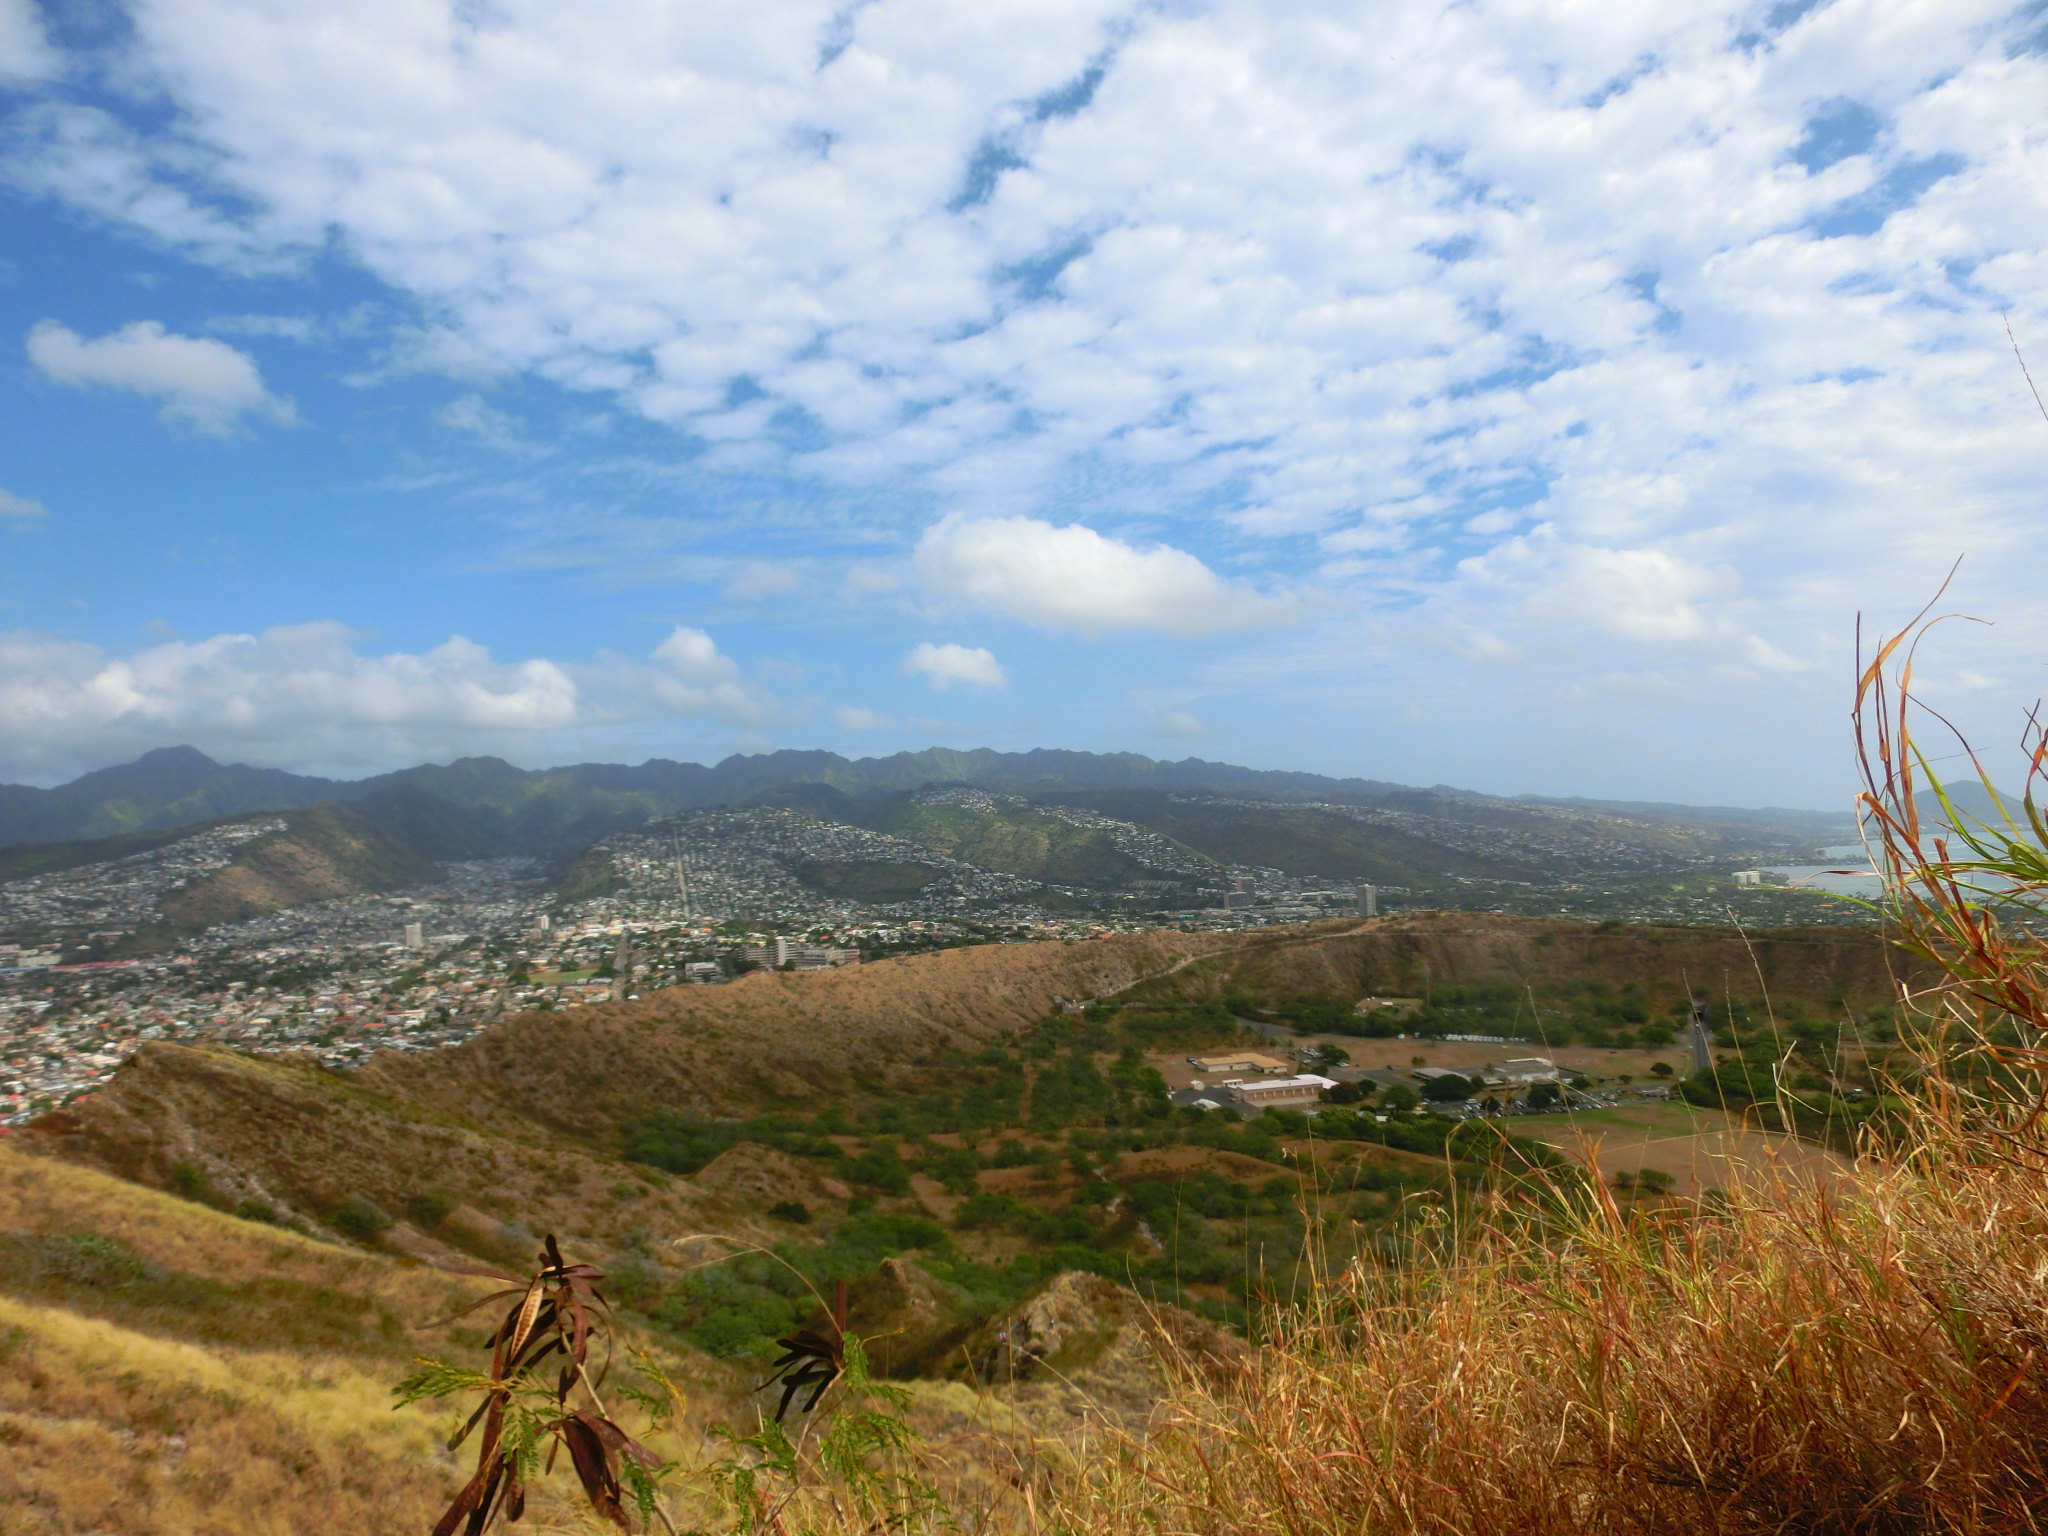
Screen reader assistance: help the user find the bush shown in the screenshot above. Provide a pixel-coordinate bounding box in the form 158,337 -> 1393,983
233,1198 -> 278,1225
327,1193 -> 394,1242
768,1200 -> 811,1224
406,1191 -> 457,1228
167,1160 -> 228,1210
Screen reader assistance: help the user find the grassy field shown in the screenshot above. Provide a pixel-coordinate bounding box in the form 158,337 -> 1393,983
1508,1099 -> 1845,1197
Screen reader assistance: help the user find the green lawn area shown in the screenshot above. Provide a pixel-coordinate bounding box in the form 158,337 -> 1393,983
530,968 -> 598,985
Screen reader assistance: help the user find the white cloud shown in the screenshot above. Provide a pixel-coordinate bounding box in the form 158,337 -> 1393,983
915,514 -> 1294,635
902,641 -> 1005,690
835,704 -> 891,730
1158,711 -> 1205,738
0,621 -> 773,779
0,0 -> 57,83
727,562 -> 802,601
25,320 -> 294,434
438,392 -> 523,445
0,486 -> 46,519
1539,545 -> 1736,646
11,1 -> 2048,799
638,622 -> 770,724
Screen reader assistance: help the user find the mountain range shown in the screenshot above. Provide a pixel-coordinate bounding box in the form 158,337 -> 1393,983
0,744 -> 1857,853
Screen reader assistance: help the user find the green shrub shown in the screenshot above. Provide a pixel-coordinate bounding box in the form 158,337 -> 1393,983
406,1191 -> 458,1228
327,1193 -> 394,1242
167,1160 -> 229,1210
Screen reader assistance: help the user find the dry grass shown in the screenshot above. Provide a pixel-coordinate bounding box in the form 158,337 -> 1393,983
1048,1148 -> 2048,1535
0,1291 -> 463,1534
16,1043 -> 750,1255
1507,1100 -> 1845,1198
1015,610 -> 2048,1536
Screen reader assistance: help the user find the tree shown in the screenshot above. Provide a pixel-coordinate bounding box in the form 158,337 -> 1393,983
1526,1081 -> 1563,1111
1380,1084 -> 1422,1113
1422,1073 -> 1475,1102
1650,1061 -> 1674,1078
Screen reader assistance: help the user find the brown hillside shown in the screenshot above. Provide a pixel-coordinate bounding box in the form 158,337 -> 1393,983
367,914 -> 1910,1141
20,916 -> 1913,1261
153,802 -> 437,932
1125,911 -> 1919,1011
18,1042 -> 745,1255
359,923 -> 1253,1137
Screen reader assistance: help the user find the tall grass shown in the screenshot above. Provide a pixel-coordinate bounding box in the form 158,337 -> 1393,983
1028,610 -> 2048,1536
387,606 -> 2048,1535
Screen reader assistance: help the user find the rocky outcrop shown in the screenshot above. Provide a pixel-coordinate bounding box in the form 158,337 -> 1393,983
961,1271 -> 1246,1407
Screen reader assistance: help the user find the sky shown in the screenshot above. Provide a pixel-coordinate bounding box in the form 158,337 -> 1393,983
3,0 -> 2048,807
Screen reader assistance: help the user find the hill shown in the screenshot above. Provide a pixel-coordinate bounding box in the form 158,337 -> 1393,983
2,906 -> 1976,1532
0,746 -> 342,845
0,743 -> 1857,854
26,914 -> 1913,1196
0,801 -> 446,952
147,803 -> 440,933
864,787 -> 1204,888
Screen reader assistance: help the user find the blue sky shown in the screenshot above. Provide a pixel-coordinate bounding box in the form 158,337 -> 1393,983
4,0 -> 2048,806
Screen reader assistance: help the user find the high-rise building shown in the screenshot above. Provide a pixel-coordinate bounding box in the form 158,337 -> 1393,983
1232,877 -> 1255,894
1356,884 -> 1379,917
403,921 -> 424,949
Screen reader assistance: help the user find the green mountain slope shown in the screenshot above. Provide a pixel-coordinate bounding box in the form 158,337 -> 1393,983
2,745 -> 1857,856
869,795 -> 1163,887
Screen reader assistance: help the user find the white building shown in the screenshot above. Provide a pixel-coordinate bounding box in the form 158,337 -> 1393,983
1226,1073 -> 1337,1108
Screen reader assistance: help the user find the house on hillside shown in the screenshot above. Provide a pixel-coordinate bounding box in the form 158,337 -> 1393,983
1192,1051 -> 1292,1075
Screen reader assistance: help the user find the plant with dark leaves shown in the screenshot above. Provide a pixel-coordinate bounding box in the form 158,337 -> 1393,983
395,1235 -> 668,1534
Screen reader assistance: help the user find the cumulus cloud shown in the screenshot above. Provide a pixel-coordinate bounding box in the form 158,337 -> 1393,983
10,1 -> 2048,797
916,515 -> 1294,635
26,320 -> 294,433
1158,711 -> 1206,738
0,486 -> 46,519
0,621 -> 772,779
835,705 -> 891,730
1441,530 -> 1812,678
902,641 -> 1006,690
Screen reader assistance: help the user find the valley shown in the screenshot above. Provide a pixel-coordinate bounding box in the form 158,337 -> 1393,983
0,846 -> 1946,1531
0,747 -> 1874,1124
0,746 -> 1923,1529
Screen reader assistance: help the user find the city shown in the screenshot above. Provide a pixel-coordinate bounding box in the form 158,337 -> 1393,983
0,786 -> 1868,1124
